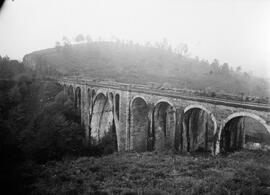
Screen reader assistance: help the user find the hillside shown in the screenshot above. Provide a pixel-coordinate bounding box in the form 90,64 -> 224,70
1,56 -> 270,194
31,151 -> 270,194
23,41 -> 270,98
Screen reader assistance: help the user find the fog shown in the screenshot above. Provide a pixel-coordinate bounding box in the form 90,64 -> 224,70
0,0 -> 269,78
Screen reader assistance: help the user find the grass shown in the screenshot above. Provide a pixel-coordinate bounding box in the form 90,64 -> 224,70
30,150 -> 270,195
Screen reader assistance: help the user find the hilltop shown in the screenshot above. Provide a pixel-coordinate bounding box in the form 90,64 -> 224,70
23,41 -> 270,98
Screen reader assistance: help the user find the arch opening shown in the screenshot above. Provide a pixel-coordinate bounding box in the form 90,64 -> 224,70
109,92 -> 114,100
86,88 -> 92,141
115,94 -> 120,120
92,89 -> 96,99
87,88 -> 92,107
90,93 -> 117,152
130,97 -> 149,152
67,86 -> 74,102
220,114 -> 270,153
63,84 -> 67,92
75,87 -> 81,111
153,101 -> 176,151
183,107 -> 215,153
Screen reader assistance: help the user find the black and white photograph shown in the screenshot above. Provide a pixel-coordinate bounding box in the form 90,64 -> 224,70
0,0 -> 270,194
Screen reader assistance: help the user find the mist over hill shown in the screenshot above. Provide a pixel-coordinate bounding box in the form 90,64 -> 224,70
23,40 -> 270,98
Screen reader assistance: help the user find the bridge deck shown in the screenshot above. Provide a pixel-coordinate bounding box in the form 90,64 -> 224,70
59,77 -> 270,112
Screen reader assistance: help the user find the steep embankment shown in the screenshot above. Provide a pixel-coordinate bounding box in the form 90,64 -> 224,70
23,42 -> 270,97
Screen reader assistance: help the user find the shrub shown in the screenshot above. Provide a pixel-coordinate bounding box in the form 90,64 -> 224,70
20,86 -> 85,163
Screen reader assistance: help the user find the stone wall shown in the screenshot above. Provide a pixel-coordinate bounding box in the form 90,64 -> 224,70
60,81 -> 270,154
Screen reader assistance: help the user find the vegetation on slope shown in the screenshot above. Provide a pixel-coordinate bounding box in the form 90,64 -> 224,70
0,57 -> 85,193
31,150 -> 270,195
0,56 -> 123,194
1,56 -> 270,194
23,39 -> 270,98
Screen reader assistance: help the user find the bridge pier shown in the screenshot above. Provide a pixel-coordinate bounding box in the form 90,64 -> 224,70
176,108 -> 185,152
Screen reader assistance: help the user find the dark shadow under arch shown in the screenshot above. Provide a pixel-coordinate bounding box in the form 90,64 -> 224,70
183,107 -> 215,153
153,101 -> 175,151
130,97 -> 149,152
115,94 -> 120,120
67,85 -> 74,101
220,113 -> 270,153
75,87 -> 81,110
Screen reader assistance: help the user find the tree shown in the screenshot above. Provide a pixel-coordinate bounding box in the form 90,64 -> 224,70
86,35 -> 92,43
62,36 -> 72,56
55,41 -> 61,51
175,43 -> 188,56
62,36 -> 71,46
210,59 -> 219,73
244,72 -> 250,78
161,38 -> 169,50
236,66 -> 242,72
75,34 -> 85,43
221,63 -> 230,74
144,41 -> 151,47
3,55 -> 10,61
200,59 -> 209,65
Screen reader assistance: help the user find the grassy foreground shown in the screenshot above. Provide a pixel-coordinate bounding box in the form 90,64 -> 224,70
30,150 -> 270,195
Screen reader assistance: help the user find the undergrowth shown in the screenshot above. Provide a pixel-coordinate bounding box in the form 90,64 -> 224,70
29,150 -> 270,195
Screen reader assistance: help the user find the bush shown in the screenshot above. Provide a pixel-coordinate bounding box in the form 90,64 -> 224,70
85,125 -> 118,157
21,90 -> 85,163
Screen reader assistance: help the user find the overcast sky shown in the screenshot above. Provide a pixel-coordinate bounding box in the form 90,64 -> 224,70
0,0 -> 269,78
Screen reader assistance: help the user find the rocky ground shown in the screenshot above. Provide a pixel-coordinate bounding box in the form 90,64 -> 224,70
29,150 -> 270,195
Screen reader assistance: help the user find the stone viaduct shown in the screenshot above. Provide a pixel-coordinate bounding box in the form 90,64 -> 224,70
58,77 -> 270,155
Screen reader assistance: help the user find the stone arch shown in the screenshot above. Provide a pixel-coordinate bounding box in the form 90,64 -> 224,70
63,84 -> 67,91
90,93 -> 117,151
91,89 -> 96,107
153,100 -> 176,151
109,92 -> 114,105
93,91 -> 106,105
183,104 -> 217,153
67,85 -> 74,101
87,87 -> 92,120
219,112 -> 270,153
115,93 -> 120,120
154,99 -> 174,108
87,88 -> 91,105
75,86 -> 81,110
131,95 -> 148,106
91,93 -> 107,141
184,104 -> 217,134
108,92 -> 115,120
130,96 -> 149,151
222,112 -> 270,133
92,89 -> 96,98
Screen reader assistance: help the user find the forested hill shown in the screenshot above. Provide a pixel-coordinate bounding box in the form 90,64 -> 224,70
23,41 -> 270,98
